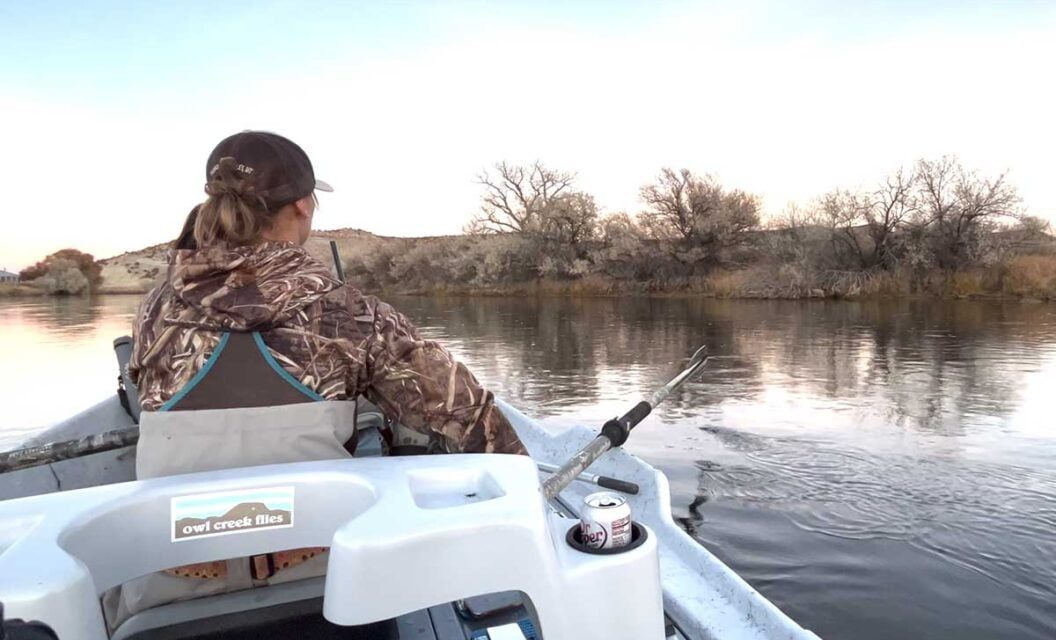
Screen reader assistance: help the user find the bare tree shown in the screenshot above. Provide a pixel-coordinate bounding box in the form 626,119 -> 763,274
466,161 -> 576,234
866,168 -> 917,269
763,203 -> 826,269
592,212 -> 651,279
639,168 -> 759,251
1015,215 -> 1052,237
818,189 -> 872,269
915,157 -> 1021,269
819,169 -> 917,271
538,192 -> 598,246
639,168 -> 699,241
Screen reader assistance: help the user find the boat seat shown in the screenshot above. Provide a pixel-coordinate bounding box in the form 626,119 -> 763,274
112,578 -> 328,640
110,581 -> 539,640
112,578 -> 394,640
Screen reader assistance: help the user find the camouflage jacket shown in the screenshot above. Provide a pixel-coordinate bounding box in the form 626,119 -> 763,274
129,242 -> 525,455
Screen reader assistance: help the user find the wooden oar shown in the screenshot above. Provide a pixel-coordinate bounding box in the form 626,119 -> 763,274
0,427 -> 139,473
541,346 -> 712,500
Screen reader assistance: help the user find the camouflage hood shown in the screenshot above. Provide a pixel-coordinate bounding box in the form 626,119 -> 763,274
168,242 -> 341,331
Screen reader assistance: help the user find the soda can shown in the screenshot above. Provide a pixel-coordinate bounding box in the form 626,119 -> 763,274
579,492 -> 632,550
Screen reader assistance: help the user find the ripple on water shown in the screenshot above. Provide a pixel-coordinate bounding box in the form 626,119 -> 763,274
695,424 -> 1056,603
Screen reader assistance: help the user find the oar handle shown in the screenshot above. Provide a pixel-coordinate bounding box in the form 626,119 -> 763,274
601,400 -> 652,447
536,461 -> 640,495
595,475 -> 640,495
542,400 -> 653,500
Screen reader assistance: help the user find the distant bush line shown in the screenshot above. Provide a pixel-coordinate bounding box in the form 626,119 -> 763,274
343,157 -> 1056,300
11,156 -> 1055,301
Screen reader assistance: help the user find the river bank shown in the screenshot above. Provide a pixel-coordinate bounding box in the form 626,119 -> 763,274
381,260 -> 1056,302
23,228 -> 1056,302
9,272 -> 1056,304
0,284 -> 48,297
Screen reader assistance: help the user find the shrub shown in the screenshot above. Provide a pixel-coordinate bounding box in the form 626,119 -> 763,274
20,249 -> 102,290
30,258 -> 91,295
999,255 -> 1056,299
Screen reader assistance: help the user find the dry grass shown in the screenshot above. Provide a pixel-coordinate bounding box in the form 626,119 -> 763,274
998,255 -> 1056,299
859,270 -> 912,297
0,283 -> 45,297
701,269 -> 753,297
948,269 -> 988,297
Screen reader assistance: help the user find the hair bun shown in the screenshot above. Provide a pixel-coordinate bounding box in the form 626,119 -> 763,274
204,157 -> 255,199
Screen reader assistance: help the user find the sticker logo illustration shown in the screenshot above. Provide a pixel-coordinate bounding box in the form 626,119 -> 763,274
171,486 -> 294,542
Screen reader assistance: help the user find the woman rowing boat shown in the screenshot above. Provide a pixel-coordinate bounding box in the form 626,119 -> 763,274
106,130 -> 525,628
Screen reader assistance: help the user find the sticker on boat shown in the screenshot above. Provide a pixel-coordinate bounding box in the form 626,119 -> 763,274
171,486 -> 295,542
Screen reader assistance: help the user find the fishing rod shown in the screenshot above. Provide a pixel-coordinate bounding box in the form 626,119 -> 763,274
329,240 -> 346,283
541,345 -> 712,500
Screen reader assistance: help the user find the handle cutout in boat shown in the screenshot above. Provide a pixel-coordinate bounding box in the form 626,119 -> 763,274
406,468 -> 505,509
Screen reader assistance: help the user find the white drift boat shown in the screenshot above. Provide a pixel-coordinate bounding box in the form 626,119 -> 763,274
0,370 -> 820,640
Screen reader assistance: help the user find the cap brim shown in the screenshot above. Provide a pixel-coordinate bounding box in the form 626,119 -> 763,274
315,179 -> 334,192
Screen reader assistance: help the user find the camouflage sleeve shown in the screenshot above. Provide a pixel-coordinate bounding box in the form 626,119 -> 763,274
128,282 -> 169,387
359,297 -> 527,455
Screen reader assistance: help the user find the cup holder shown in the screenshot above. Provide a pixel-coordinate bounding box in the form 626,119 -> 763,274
566,521 -> 648,555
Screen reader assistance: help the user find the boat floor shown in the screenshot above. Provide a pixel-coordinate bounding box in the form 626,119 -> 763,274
132,597 -> 399,639
125,598 -> 488,640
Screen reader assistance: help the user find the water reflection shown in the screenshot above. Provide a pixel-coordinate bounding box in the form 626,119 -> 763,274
397,297 -> 1056,442
2,294 -> 1055,639
392,295 -> 1056,640
0,295 -> 140,447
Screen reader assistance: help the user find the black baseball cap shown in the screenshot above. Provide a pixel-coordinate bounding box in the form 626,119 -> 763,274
206,131 -> 333,208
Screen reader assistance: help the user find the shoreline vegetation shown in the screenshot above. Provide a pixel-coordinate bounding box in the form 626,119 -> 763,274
6,236 -> 1056,303
6,156 -> 1056,303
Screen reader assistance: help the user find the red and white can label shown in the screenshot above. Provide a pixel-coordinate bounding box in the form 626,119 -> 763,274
580,491 -> 632,550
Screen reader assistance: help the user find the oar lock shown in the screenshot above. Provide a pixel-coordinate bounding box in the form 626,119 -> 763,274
600,418 -> 630,448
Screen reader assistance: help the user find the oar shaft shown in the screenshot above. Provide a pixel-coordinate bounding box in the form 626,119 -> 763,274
650,347 -> 710,407
541,346 -> 710,500
0,427 -> 140,473
542,435 -> 614,500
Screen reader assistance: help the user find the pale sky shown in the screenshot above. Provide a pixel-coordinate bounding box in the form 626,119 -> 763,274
2,1 -> 1054,271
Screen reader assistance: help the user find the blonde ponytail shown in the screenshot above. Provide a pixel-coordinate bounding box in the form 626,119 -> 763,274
194,157 -> 277,247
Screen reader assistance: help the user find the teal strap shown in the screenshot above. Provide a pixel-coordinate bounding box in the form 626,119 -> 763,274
251,332 -> 325,402
159,332 -> 231,412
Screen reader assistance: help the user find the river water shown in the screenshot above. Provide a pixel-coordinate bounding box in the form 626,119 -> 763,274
1,294 -> 1054,639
